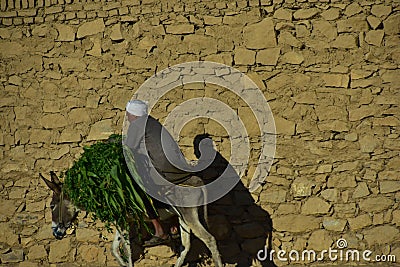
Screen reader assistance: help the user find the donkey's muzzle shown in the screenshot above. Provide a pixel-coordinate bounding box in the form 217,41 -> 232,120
52,226 -> 66,239
54,232 -> 64,239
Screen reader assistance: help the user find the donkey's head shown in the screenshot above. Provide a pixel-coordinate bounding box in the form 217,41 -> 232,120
40,171 -> 79,239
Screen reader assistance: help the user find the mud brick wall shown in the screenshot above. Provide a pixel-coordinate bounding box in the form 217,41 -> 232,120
0,0 -> 399,266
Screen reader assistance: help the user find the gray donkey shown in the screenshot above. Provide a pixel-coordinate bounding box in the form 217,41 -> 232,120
40,171 -> 222,267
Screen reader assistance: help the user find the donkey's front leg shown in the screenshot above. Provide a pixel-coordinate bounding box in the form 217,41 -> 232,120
175,218 -> 191,267
112,231 -> 126,266
121,231 -> 133,267
112,230 -> 133,267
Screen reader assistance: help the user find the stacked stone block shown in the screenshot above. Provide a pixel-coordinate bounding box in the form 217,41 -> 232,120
0,0 -> 399,266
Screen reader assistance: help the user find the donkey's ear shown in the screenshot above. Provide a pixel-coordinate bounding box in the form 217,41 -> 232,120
50,171 -> 61,185
40,173 -> 61,194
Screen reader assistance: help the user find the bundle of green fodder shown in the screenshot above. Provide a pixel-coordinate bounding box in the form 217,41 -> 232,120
63,134 -> 152,233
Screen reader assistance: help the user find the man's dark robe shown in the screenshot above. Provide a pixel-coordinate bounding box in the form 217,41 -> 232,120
125,115 -> 193,185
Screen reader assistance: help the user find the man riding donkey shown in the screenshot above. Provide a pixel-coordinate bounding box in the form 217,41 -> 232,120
41,98 -> 222,266
125,99 -> 200,247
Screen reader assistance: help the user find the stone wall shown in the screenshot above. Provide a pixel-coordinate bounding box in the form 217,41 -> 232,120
1,0 -> 399,266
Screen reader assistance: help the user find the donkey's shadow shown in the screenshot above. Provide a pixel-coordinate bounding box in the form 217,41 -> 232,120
132,134 -> 275,267
183,134 -> 275,267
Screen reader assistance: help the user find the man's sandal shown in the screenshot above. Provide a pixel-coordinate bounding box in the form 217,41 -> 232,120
143,236 -> 169,247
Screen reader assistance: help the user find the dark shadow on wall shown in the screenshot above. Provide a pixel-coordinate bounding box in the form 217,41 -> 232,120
183,134 -> 276,267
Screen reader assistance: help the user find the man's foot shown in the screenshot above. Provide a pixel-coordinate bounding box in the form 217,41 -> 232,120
143,235 -> 169,247
170,226 -> 180,239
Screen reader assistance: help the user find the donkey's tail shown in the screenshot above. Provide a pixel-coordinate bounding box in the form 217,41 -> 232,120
202,186 -> 209,228
203,204 -> 209,229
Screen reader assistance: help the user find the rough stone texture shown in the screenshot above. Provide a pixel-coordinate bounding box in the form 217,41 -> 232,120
0,200 -> 18,222
393,210 -> 400,227
344,3 -> 362,17
367,15 -> 381,30
291,91 -> 316,105
322,73 -> 349,88
48,238 -> 72,263
301,197 -> 331,215
327,174 -> 357,188
348,214 -> 372,230
365,30 -> 384,46
124,55 -> 148,69
0,223 -> 19,245
165,24 -> 194,34
27,245 -> 47,260
87,119 -> 114,141
77,18 -> 105,38
274,215 -> 319,233
307,230 -> 333,251
234,47 -> 255,65
321,8 -> 340,21
243,18 -> 276,49
0,0 -> 399,266
75,228 -> 100,242
259,188 -> 286,204
349,106 -> 376,121
39,114 -> 68,129
0,249 -> 24,263
383,14 -> 400,35
371,5 -> 392,18
293,8 -> 319,20
359,196 -> 393,212
291,177 -> 315,197
256,48 -> 280,66
320,189 -> 338,202
359,135 -> 378,153
331,34 -> 358,49
274,117 -> 295,135
146,245 -> 175,258
380,180 -> 400,193
337,16 -> 369,33
353,182 -> 370,198
281,51 -> 304,65
274,8 -> 292,21
322,218 -> 347,232
363,225 -> 399,245
110,23 -> 123,41
55,24 -> 75,41
59,128 -> 81,143
77,245 -> 106,264
313,20 -> 337,41
278,31 -> 303,48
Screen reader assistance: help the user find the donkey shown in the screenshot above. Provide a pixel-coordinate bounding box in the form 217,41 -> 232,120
40,171 -> 222,267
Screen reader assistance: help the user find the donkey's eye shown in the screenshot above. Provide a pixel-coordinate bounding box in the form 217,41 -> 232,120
50,204 -> 56,210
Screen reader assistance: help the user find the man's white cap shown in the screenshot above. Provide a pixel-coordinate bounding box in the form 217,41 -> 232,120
126,100 -> 148,116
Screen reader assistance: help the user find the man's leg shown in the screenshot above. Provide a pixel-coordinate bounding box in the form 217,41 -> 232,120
142,197 -> 166,237
151,218 -> 167,239
142,197 -> 169,246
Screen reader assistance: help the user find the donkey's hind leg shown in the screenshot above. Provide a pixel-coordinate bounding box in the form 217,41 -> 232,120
182,208 -> 222,267
174,218 -> 191,267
